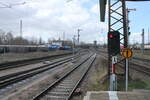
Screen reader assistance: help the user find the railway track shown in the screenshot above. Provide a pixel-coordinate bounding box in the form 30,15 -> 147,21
0,53 -> 72,70
123,62 -> 150,76
32,54 -> 96,100
132,57 -> 150,62
97,51 -> 150,76
0,54 -> 82,89
97,49 -> 150,63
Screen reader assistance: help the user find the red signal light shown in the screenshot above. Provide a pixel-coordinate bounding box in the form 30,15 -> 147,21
109,34 -> 113,38
108,31 -> 120,55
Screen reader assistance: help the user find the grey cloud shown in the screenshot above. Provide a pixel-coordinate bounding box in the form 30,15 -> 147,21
0,0 -> 107,43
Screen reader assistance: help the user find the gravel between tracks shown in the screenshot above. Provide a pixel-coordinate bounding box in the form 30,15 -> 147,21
71,53 -> 108,100
1,62 -> 73,100
1,54 -> 88,100
0,50 -> 71,63
0,55 -> 71,77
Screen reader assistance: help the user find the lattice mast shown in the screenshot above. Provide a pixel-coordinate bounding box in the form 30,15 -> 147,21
108,0 -> 128,77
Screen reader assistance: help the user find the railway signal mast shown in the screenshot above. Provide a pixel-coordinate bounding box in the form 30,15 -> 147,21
99,0 -> 150,91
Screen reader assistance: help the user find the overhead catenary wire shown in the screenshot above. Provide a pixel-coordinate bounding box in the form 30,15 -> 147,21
0,1 -> 26,8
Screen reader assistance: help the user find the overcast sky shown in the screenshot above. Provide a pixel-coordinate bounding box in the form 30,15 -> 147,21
0,0 -> 150,44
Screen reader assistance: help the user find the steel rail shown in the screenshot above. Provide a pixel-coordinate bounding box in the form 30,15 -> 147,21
32,54 -> 96,100
0,56 -> 72,81
121,62 -> 150,76
67,54 -> 96,100
132,57 -> 150,62
98,52 -> 150,76
0,53 -> 72,70
96,49 -> 150,63
0,54 -> 81,89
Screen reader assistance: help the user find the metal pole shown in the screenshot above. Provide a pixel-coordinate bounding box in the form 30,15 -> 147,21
125,58 -> 128,91
148,28 -> 150,44
126,8 -> 136,46
125,8 -> 136,91
63,32 -> 65,41
72,38 -> 74,61
122,1 -> 130,91
122,1 -> 129,88
141,29 -> 144,54
126,8 -> 129,40
122,0 -> 128,48
108,0 -> 111,87
77,29 -> 80,45
20,20 -> 22,38
110,56 -> 117,91
72,35 -> 75,61
77,29 -> 82,45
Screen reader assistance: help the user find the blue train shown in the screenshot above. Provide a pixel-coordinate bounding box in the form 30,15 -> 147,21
48,45 -> 60,50
59,46 -> 72,50
48,45 -> 72,51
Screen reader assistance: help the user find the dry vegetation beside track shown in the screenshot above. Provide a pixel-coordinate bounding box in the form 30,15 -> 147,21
133,50 -> 150,59
71,54 -> 108,100
2,62 -> 74,100
84,55 -> 108,91
0,50 -> 71,63
114,59 -> 150,91
123,66 -> 150,91
1,54 -> 83,100
99,47 -> 150,59
96,48 -> 150,91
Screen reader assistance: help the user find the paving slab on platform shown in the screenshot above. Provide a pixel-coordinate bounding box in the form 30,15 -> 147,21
83,91 -> 150,100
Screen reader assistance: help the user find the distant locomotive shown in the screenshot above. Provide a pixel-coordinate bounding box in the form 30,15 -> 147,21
48,45 -> 60,51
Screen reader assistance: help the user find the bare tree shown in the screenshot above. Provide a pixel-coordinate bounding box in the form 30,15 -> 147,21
0,30 -> 48,45
38,37 -> 45,45
48,38 -> 52,44
29,37 -> 38,45
39,37 -> 42,45
0,30 -> 6,44
5,31 -> 13,45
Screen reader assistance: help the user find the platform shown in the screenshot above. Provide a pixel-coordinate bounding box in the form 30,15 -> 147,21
83,90 -> 150,100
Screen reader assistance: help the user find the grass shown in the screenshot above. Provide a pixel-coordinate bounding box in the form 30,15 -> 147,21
87,57 -> 109,91
128,81 -> 147,90
88,73 -> 150,91
129,80 -> 150,90
133,50 -> 150,59
117,76 -> 150,91
87,72 -> 108,91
